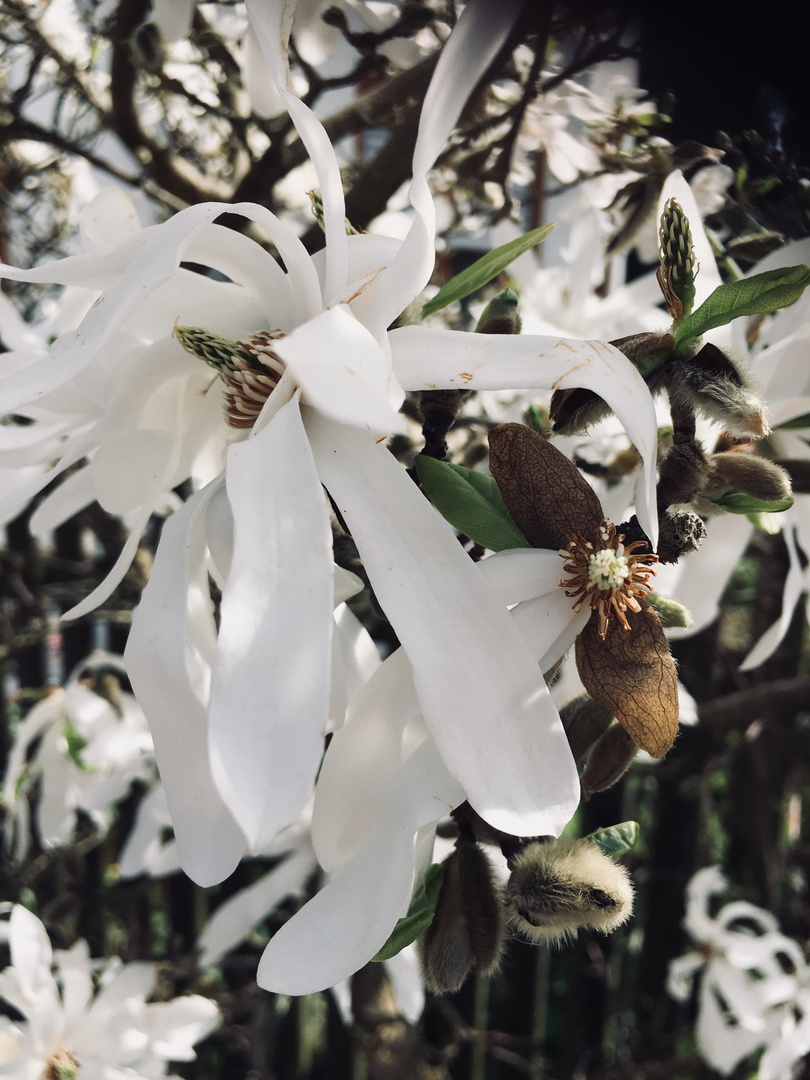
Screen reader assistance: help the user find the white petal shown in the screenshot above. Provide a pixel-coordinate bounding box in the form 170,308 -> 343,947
125,482 -> 247,886
312,647 -> 419,871
741,523 -> 805,670
198,843 -> 318,967
390,326 -> 659,548
272,305 -> 404,431
696,974 -> 767,1073
478,548 -> 566,605
665,514 -> 754,640
245,0 -> 348,305
307,413 -> 580,838
356,0 -> 526,336
257,737 -> 463,994
208,395 -> 334,853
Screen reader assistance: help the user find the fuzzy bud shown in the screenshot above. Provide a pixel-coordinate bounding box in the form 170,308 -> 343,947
505,839 -> 634,946
643,592 -> 694,629
707,452 -> 793,504
475,288 -> 522,335
419,839 -> 506,994
668,342 -> 769,438
559,695 -> 614,762
581,723 -> 639,797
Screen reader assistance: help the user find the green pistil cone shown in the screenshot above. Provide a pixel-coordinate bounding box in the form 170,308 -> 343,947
174,325 -> 262,374
657,198 -> 698,320
307,189 -> 359,235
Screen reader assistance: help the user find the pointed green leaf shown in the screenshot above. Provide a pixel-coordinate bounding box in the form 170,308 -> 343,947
713,491 -> 794,515
421,225 -> 554,319
775,411 -> 810,431
372,863 -> 445,961
415,455 -> 531,551
587,821 -> 639,860
674,265 -> 810,352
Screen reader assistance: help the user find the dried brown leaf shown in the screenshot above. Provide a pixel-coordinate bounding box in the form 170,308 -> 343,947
488,424 -> 602,550
575,607 -> 679,758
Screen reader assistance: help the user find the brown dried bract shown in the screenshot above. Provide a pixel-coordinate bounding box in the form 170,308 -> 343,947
488,424 -> 602,549
575,607 -> 679,758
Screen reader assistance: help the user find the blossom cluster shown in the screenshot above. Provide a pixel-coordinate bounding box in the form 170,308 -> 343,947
668,868 -> 810,1080
0,0 -> 808,1042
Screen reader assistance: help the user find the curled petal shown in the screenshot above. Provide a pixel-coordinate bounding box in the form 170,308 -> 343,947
257,737 -> 463,995
307,413 -> 580,838
125,482 -> 247,887
208,395 -> 333,854
391,327 -> 659,548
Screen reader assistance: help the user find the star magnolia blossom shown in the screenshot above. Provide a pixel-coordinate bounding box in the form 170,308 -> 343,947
667,867 -> 809,1077
0,905 -> 220,1079
2,653 -> 154,863
0,0 -> 661,888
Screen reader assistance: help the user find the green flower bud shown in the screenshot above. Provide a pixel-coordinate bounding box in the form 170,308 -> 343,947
657,197 -> 698,320
643,592 -> 694,630
475,288 -> 522,335
307,190 -> 360,235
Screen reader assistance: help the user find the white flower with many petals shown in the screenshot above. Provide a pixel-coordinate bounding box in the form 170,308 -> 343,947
2,653 -> 154,863
0,905 -> 220,1079
667,867 -> 808,1076
0,0 -> 661,891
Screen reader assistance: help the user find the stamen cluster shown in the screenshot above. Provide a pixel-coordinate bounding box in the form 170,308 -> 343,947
174,325 -> 287,429
559,520 -> 658,639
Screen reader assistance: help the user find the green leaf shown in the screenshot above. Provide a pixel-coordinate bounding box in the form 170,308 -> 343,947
421,225 -> 553,319
713,491 -> 794,515
674,265 -> 810,352
587,821 -> 639,860
774,411 -> 810,431
415,456 -> 531,551
372,863 -> 445,961
63,719 -> 93,772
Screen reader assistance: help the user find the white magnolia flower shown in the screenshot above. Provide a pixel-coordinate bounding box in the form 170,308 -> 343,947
667,867 -> 807,1076
0,0 -> 661,890
2,653 -> 154,863
0,905 -> 220,1079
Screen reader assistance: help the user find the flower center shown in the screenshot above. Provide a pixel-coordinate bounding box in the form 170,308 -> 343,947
42,1046 -> 80,1080
174,325 -> 287,429
559,519 -> 658,640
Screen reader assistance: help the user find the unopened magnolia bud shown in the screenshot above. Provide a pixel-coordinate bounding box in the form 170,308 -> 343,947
581,723 -> 639,797
559,695 -> 613,762
657,198 -> 698,319
505,839 -> 634,946
610,331 -> 675,379
475,288 -> 522,335
550,334 -> 673,435
669,342 -> 768,438
644,592 -> 694,629
420,839 -> 506,994
708,452 -> 793,504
